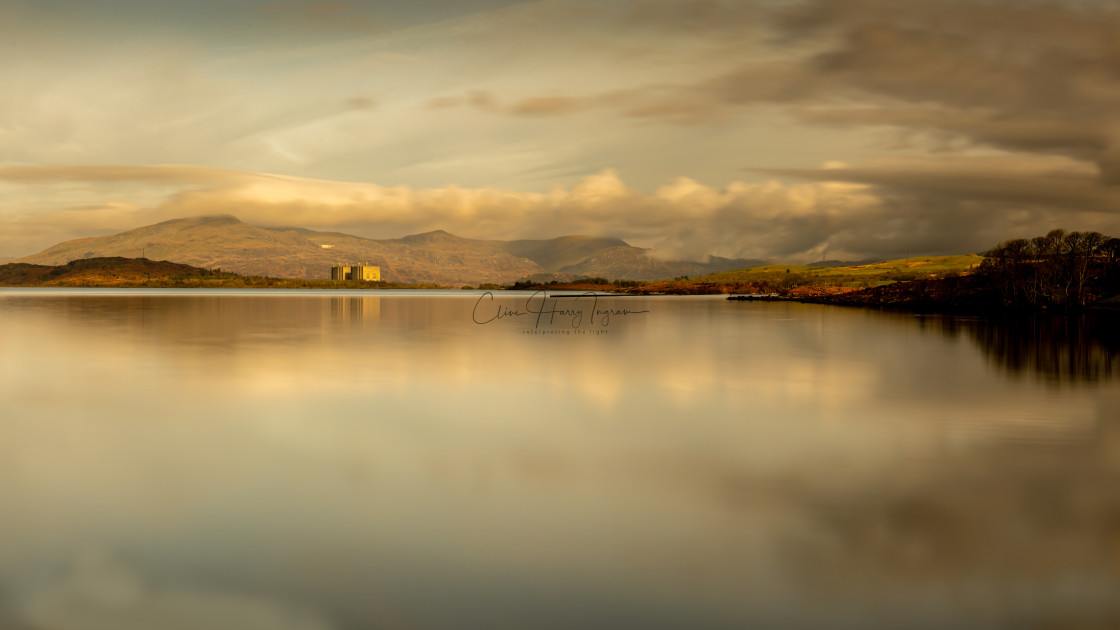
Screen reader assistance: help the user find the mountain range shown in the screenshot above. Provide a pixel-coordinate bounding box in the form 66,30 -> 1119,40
13,215 -> 766,286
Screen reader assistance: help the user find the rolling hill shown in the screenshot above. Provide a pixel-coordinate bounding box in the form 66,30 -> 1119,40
13,215 -> 767,286
695,255 -> 984,286
0,257 -> 224,286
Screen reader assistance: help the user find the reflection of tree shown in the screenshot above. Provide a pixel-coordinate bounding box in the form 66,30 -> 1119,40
959,315 -> 1120,384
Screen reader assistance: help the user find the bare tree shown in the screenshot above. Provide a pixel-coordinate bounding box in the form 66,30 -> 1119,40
980,229 -> 1117,306
1065,231 -> 1108,304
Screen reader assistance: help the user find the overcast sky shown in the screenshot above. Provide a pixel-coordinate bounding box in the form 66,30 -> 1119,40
3,0 -> 1120,261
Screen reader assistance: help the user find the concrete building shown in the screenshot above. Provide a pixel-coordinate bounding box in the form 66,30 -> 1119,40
331,263 -> 381,282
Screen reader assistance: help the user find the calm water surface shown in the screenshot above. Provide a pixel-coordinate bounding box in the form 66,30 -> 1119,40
2,289 -> 1119,630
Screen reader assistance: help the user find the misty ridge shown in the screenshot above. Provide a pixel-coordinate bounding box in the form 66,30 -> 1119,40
10,215 -> 768,286
10,220 -> 1120,317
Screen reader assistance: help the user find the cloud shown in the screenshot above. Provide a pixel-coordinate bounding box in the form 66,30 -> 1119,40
343,96 -> 376,111
508,96 -> 587,117
453,0 -> 1120,171
254,0 -> 382,36
0,0 -> 856,194
381,0 -> 1120,255
5,159 -> 1120,263
0,165 -> 1003,262
757,155 -> 1120,254
622,0 -> 766,34
428,65 -> 810,124
6,1 -> 1120,262
0,164 -> 250,185
121,168 -> 893,262
758,155 -> 1112,210
425,96 -> 462,109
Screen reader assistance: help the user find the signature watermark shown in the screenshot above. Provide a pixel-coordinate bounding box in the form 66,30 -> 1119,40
473,291 -> 649,334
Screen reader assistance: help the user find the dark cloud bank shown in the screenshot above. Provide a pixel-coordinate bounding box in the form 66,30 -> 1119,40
433,0 -> 1120,259
7,0 -> 1120,263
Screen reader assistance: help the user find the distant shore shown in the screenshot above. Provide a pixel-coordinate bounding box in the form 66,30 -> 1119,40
0,257 -> 446,290
7,255 -> 1118,316
729,275 -> 1120,315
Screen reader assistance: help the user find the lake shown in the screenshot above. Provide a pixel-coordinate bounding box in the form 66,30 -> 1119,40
2,289 -> 1119,630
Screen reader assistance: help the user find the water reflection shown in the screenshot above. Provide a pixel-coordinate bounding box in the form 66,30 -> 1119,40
966,314 -> 1120,383
911,312 -> 1120,384
330,296 -> 380,326
18,550 -> 332,630
2,291 -> 1119,630
788,397 -> 1120,629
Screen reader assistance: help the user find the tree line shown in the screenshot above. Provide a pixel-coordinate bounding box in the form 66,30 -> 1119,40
979,229 -> 1120,305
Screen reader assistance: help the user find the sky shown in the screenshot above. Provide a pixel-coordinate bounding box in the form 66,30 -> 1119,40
3,0 -> 1120,262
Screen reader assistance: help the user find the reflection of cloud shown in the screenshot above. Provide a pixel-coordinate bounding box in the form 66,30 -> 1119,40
5,293 -> 1120,629
22,550 -> 334,630
782,402 -> 1120,626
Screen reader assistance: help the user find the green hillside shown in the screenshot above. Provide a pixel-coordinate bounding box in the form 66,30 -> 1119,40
696,254 -> 983,287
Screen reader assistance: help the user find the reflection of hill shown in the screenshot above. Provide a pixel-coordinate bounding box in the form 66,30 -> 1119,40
22,294 -> 396,342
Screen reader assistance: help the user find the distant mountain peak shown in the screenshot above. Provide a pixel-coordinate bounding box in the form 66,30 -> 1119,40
15,215 -> 760,284
188,214 -> 243,224
552,235 -> 630,247
399,229 -> 463,244
152,214 -> 243,228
